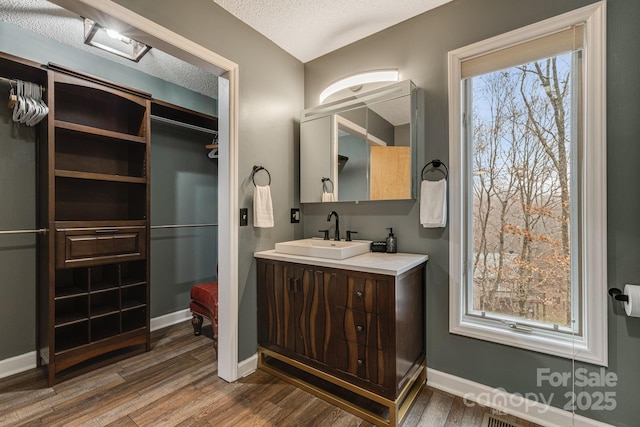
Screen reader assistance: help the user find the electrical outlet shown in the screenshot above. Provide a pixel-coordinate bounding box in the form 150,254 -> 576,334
240,208 -> 248,226
290,208 -> 300,223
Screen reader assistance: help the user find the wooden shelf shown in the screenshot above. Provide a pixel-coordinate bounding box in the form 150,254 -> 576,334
55,169 -> 146,184
55,313 -> 88,327
55,336 -> 90,354
91,307 -> 120,318
121,280 -> 146,289
55,287 -> 88,299
91,282 -> 119,293
122,300 -> 146,311
55,120 -> 147,144
151,99 -> 217,131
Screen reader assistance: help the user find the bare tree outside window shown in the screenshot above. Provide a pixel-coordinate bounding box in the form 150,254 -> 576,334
468,53 -> 575,329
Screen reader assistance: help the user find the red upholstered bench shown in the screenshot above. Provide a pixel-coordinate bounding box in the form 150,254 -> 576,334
190,281 -> 218,352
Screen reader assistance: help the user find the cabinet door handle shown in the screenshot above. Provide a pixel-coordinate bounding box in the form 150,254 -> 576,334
356,290 -> 364,298
357,358 -> 364,366
356,325 -> 364,333
288,278 -> 300,293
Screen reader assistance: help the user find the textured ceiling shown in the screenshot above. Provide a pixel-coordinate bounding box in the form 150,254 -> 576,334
213,0 -> 453,62
0,0 -> 217,97
1,0 -> 454,97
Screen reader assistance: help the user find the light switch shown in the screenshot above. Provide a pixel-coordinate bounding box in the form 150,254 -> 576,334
240,208 -> 248,226
291,208 -> 300,223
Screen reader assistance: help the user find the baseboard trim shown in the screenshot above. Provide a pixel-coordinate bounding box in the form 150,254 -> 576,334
150,308 -> 192,331
427,368 -> 612,427
0,351 -> 37,379
238,353 -> 258,379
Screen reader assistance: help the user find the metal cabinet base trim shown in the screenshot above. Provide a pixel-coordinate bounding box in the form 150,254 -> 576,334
258,346 -> 426,427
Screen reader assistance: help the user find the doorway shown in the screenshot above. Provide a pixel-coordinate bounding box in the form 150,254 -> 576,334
49,0 -> 240,382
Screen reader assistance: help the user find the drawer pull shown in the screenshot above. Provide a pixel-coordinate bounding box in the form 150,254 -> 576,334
94,229 -> 119,234
356,290 -> 364,298
356,325 -> 364,333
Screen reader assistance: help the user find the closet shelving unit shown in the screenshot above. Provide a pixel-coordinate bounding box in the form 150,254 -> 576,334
39,64 -> 152,385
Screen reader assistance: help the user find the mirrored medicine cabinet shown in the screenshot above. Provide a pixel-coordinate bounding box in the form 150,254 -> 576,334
299,80 -> 418,203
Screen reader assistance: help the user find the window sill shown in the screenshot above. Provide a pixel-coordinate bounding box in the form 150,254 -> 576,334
450,317 -> 606,366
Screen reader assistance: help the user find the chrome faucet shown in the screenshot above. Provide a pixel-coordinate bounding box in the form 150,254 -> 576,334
327,211 -> 340,241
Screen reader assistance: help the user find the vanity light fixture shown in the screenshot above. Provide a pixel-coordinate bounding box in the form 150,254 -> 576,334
319,69 -> 399,103
83,18 -> 151,62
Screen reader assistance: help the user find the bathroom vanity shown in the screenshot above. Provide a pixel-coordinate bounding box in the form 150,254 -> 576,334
255,249 -> 427,426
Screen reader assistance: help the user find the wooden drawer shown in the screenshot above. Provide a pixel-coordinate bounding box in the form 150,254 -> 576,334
333,307 -> 389,350
334,275 -> 376,312
334,339 -> 391,390
56,224 -> 146,268
333,274 -> 392,317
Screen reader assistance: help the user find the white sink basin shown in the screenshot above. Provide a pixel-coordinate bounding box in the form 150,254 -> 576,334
275,238 -> 372,260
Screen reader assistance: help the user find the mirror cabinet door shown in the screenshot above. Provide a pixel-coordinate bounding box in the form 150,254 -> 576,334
300,115 -> 332,203
366,95 -> 412,200
334,107 -> 368,201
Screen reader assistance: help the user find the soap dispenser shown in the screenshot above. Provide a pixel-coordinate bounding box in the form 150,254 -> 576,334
386,228 -> 397,253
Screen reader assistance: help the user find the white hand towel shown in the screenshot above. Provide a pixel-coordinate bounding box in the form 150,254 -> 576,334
253,185 -> 274,228
420,179 -> 447,228
322,191 -> 335,202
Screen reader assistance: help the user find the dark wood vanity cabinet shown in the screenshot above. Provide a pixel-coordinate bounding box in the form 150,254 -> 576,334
38,65 -> 151,385
257,256 -> 426,426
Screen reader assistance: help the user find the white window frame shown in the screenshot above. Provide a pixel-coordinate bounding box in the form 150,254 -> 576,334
448,2 -> 607,366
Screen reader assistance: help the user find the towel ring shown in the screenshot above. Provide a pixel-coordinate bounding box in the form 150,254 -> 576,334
252,165 -> 271,186
421,159 -> 448,180
321,177 -> 334,193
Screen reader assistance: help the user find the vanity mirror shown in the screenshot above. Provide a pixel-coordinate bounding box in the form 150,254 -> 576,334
300,80 -> 418,203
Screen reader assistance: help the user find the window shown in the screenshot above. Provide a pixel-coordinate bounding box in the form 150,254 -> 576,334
448,3 -> 606,365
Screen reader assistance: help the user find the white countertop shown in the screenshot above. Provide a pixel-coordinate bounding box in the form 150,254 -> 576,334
254,250 -> 428,276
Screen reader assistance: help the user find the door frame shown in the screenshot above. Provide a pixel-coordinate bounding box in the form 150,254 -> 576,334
51,0 -> 241,382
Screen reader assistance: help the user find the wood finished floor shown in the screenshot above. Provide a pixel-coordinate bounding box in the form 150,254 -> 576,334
0,322 -> 544,427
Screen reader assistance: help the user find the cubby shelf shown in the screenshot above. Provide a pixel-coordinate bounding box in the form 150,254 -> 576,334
55,287 -> 88,299
55,313 -> 88,327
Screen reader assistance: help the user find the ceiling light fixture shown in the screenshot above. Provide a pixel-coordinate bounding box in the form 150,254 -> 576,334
319,69 -> 399,103
83,18 -> 151,62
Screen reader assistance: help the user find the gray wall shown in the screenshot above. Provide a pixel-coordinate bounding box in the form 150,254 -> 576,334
0,23 -> 219,360
303,0 -> 639,425
111,0 -> 305,360
0,100 -> 37,360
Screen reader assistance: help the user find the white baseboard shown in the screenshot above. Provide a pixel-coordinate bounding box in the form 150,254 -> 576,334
427,368 -> 613,427
150,308 -> 192,331
238,353 -> 258,379
0,351 -> 37,380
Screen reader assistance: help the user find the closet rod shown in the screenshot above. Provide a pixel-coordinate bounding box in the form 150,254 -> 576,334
150,115 -> 218,135
150,223 -> 218,230
0,228 -> 48,236
0,76 -> 45,91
